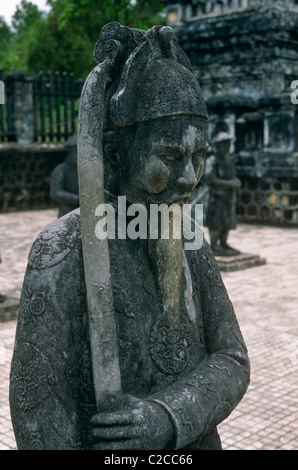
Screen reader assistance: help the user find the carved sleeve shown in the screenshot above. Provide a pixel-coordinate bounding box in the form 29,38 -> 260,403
149,243 -> 250,449
9,215 -> 84,449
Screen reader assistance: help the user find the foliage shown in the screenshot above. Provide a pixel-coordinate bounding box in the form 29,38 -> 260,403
0,16 -> 15,70
0,0 -> 165,79
11,0 -> 43,32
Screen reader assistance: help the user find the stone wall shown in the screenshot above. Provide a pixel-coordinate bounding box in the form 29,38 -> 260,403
164,1 -> 298,225
165,0 -> 298,24
0,143 -> 66,212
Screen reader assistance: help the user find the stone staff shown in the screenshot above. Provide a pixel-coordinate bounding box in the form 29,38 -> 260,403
77,42 -> 123,412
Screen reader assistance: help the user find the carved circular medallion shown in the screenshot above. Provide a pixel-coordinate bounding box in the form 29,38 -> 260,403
10,342 -> 55,411
150,320 -> 192,375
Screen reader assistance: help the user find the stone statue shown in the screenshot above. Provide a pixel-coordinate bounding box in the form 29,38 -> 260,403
205,132 -> 241,256
50,133 -> 79,217
9,22 -> 249,450
0,252 -> 6,303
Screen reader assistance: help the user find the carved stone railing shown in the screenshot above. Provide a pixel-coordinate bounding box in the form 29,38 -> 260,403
187,0 -> 298,19
165,0 -> 298,24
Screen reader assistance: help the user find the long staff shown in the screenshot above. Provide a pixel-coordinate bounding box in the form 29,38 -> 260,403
77,56 -> 123,411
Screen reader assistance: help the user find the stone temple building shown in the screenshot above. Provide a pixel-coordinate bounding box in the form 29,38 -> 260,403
163,0 -> 298,225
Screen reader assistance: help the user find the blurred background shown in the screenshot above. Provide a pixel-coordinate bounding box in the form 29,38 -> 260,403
1,0 -> 298,226
0,0 -> 297,452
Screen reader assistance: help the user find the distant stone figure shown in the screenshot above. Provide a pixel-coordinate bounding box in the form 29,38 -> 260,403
10,22 -> 249,450
50,134 -> 79,217
0,251 -> 6,303
205,132 -> 241,256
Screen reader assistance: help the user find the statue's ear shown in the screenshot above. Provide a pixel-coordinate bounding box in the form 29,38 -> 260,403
103,131 -> 115,144
103,131 -> 116,158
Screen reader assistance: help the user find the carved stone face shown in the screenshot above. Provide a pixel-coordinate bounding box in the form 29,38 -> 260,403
121,118 -> 208,207
215,139 -> 231,158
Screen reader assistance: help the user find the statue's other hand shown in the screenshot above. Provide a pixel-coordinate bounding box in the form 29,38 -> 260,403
231,177 -> 241,189
91,395 -> 174,450
223,178 -> 241,190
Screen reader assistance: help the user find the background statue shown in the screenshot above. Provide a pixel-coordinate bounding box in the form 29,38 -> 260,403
10,22 -> 249,450
0,251 -> 6,303
205,132 -> 241,256
50,133 -> 79,217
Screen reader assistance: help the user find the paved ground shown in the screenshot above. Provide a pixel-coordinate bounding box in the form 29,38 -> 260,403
0,208 -> 297,450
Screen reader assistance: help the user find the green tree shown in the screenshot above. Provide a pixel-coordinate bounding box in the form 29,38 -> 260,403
11,0 -> 43,33
0,17 -> 14,71
0,16 -> 12,44
58,0 -> 165,33
30,0 -> 165,78
0,0 -> 165,78
0,1 -> 48,72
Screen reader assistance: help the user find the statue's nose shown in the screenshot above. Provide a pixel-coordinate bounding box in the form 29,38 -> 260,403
176,162 -> 197,189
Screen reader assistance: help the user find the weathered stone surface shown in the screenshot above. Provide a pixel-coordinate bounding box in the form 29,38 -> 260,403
164,0 -> 298,224
10,22 -> 250,451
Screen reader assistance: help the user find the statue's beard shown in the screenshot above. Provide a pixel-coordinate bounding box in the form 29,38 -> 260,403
148,207 -> 183,328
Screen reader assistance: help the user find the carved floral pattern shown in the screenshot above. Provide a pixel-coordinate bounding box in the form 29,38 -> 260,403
157,393 -> 194,432
191,249 -> 223,290
150,320 -> 193,375
186,372 -> 216,395
117,337 -> 132,368
205,252 -> 224,289
21,288 -> 46,326
28,214 -> 80,269
94,21 -> 144,65
113,279 -> 136,319
208,359 -> 232,376
10,342 -> 55,411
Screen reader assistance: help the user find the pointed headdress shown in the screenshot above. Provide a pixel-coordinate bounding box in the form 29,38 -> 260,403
77,22 -> 208,411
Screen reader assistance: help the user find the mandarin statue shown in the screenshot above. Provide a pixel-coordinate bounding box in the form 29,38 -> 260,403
50,133 -> 79,218
205,132 -> 241,256
9,22 -> 250,450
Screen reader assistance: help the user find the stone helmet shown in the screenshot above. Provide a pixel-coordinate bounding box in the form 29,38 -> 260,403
93,22 -> 208,129
212,131 -> 235,144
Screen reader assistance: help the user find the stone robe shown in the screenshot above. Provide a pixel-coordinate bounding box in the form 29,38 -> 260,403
50,161 -> 79,218
9,208 -> 249,450
205,154 -> 238,231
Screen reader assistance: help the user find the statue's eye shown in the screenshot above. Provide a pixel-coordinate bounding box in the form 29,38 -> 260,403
160,149 -> 180,163
162,154 -> 177,163
192,152 -> 203,164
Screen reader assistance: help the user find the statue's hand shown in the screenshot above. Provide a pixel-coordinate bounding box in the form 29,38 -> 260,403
224,177 -> 241,189
91,394 -> 174,450
231,177 -> 241,189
